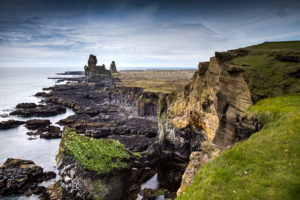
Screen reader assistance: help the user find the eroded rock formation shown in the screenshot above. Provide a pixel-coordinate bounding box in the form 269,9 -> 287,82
110,61 -> 118,73
0,158 -> 56,197
84,54 -> 111,77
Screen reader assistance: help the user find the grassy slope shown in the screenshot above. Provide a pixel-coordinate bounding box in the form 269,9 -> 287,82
232,41 -> 300,99
177,95 -> 300,200
177,42 -> 300,200
58,128 -> 131,175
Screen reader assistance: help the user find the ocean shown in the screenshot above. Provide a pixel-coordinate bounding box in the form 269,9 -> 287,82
0,67 -> 77,200
0,66 -> 180,199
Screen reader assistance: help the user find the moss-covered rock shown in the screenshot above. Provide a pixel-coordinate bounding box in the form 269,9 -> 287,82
58,128 -> 131,175
57,128 -> 137,199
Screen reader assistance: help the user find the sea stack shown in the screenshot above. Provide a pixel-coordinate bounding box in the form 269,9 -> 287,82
110,61 -> 117,73
84,54 -> 111,77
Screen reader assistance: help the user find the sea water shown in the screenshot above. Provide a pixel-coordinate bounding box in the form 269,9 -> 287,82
0,67 -> 78,199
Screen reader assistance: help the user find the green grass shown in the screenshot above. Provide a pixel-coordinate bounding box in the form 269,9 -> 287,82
177,94 -> 300,200
232,42 -> 300,100
59,128 -> 131,175
246,41 -> 300,50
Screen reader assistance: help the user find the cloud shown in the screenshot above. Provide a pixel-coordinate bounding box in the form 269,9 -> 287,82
0,0 -> 299,68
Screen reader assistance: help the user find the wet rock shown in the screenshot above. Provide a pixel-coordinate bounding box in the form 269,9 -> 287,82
26,119 -> 51,130
16,103 -> 37,109
10,103 -> 66,117
0,114 -> 9,118
140,188 -> 176,200
0,158 -> 56,197
39,125 -> 62,139
56,71 -> 84,75
0,120 -> 25,130
27,137 -> 38,140
26,125 -> 62,139
35,92 -> 51,98
39,181 -> 62,200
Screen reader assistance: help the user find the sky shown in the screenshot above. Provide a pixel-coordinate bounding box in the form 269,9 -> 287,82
0,0 -> 300,69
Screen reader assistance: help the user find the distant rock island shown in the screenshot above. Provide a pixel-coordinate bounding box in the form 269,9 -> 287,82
84,54 -> 118,78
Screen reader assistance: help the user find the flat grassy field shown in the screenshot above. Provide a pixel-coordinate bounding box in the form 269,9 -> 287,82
114,70 -> 195,94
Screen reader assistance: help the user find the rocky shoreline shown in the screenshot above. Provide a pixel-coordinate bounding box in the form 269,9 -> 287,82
0,56 -> 187,199
1,43 -> 296,199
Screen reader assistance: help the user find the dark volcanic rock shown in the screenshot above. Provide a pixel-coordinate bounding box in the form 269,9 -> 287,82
39,181 -> 62,200
140,188 -> 175,200
39,125 -> 62,139
10,104 -> 66,117
26,119 -> 51,130
110,61 -> 117,73
84,55 -> 111,77
56,71 -> 84,75
0,158 -> 56,198
16,103 -> 37,109
57,129 -> 159,200
107,135 -> 153,152
0,120 -> 25,130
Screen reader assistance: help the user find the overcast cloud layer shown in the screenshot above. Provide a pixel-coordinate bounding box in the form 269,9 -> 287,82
0,0 -> 300,69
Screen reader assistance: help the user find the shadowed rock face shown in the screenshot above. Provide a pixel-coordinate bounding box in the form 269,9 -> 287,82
0,158 -> 56,198
157,53 -> 260,162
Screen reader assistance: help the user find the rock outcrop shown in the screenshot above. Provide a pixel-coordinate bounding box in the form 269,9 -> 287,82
10,103 -> 66,117
176,141 -> 220,196
157,52 -> 260,162
84,54 -> 111,77
25,119 -> 51,130
0,120 -> 25,130
57,128 -> 159,200
0,158 -> 56,197
110,61 -> 118,73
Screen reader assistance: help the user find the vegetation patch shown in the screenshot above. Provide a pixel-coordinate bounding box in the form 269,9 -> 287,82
59,128 -> 131,175
114,70 -> 195,94
231,41 -> 300,100
177,94 -> 300,200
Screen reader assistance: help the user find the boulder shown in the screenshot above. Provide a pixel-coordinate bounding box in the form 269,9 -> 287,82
0,120 -> 25,130
0,158 -> 56,197
25,119 -> 51,130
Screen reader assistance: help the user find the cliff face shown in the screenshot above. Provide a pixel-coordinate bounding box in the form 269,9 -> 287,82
158,52 -> 259,161
159,41 -> 300,197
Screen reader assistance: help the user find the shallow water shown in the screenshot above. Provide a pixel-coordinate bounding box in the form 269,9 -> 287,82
0,67 -> 77,199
